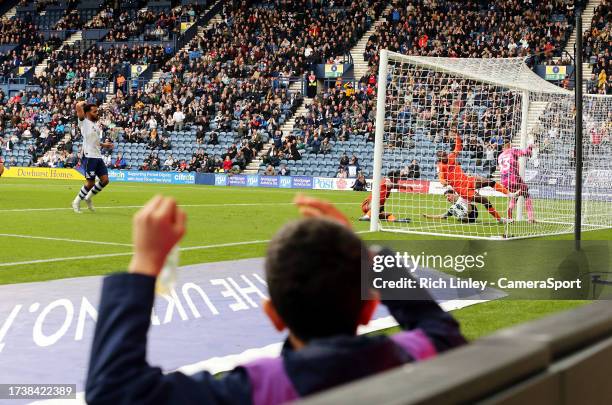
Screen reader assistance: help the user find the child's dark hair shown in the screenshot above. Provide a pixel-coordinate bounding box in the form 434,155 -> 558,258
265,218 -> 367,342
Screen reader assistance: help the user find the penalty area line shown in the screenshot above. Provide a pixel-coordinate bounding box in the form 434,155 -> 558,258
0,231 -> 373,268
0,202 -> 357,213
0,233 -> 133,247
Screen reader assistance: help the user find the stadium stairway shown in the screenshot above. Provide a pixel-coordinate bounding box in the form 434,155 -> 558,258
349,4 -> 392,81
563,0 -> 600,93
243,6 -> 392,174
34,28 -> 88,77
2,5 -> 17,19
149,1 -> 223,84
104,1 -> 221,105
243,97 -> 314,174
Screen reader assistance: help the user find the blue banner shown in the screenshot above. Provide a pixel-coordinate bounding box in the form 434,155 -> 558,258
246,175 -> 259,187
291,176 -> 314,189
228,175 -> 247,187
107,170 -> 195,185
279,176 -> 292,188
258,176 -> 279,188
195,173 -> 215,185
214,174 -> 228,186
111,171 -> 316,190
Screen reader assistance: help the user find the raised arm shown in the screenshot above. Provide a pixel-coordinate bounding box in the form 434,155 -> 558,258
374,247 -> 466,353
422,212 -> 449,220
86,196 -> 250,405
453,132 -> 463,154
515,144 -> 533,157
76,101 -> 86,121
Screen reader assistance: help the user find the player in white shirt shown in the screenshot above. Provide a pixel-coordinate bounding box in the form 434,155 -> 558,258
422,190 -> 479,223
72,101 -> 113,213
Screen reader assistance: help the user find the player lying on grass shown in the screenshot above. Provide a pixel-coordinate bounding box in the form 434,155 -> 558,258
437,132 -> 514,224
498,141 -> 535,222
423,189 -> 479,223
359,172 -> 411,223
72,101 -> 113,213
86,195 -> 466,405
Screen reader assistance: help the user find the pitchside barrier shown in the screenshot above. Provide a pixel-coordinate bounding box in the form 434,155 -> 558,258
300,301 -> 612,405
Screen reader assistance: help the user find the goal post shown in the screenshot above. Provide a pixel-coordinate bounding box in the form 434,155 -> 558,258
369,49 -> 389,232
371,50 -> 612,239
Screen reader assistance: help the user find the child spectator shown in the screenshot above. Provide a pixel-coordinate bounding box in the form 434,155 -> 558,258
85,196 -> 466,404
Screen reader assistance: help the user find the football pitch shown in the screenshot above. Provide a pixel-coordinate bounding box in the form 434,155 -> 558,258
1,178 -> 608,339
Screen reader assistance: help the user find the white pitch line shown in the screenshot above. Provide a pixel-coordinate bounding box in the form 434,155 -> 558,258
0,231 -> 374,268
0,202 -> 357,213
0,239 -> 270,268
0,233 -> 133,247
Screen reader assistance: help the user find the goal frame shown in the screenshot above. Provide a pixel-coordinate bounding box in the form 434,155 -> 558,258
369,50 -> 610,240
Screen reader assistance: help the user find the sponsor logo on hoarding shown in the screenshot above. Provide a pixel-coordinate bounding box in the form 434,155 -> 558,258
247,175 -> 259,187
397,180 -> 430,194
291,176 -> 313,189
585,170 -> 612,190
173,173 -> 195,184
3,167 -> 84,180
314,177 -> 334,190
215,174 -> 228,186
228,175 -> 247,187
279,176 -> 292,188
336,178 -> 349,190
259,176 -> 279,188
108,170 -> 126,180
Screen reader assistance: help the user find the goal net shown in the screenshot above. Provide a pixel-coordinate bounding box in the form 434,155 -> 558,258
370,50 -> 612,239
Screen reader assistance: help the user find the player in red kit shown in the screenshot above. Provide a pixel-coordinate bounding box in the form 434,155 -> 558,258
436,132 -> 515,224
359,173 -> 411,222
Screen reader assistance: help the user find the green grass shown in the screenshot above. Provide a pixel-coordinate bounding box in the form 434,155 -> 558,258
0,178 -> 610,339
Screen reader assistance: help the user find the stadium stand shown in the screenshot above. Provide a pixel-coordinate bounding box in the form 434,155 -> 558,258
584,0 -> 610,94
91,0 -> 386,172
300,301 -> 612,405
0,0 -> 602,179
263,0 -> 589,179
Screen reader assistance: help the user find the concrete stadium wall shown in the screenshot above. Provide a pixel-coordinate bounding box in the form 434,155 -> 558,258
299,302 -> 612,405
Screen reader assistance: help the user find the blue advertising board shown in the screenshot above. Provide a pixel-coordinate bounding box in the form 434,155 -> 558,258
258,176 -> 279,188
246,175 -> 259,187
292,176 -> 313,189
214,174 -> 228,186
228,175 -> 247,187
117,172 -> 318,191
195,173 -> 215,185
279,176 -> 292,188
195,173 -> 314,190
108,170 -> 195,185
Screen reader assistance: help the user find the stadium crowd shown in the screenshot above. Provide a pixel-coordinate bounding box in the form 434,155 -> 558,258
0,0 -> 606,176
0,17 -> 62,77
585,0 -> 611,94
363,0 -> 578,67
